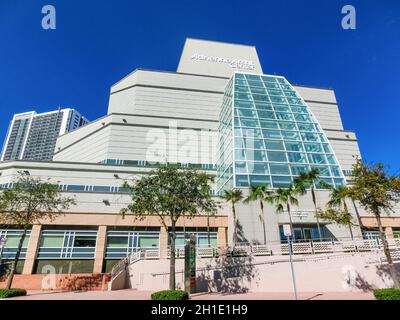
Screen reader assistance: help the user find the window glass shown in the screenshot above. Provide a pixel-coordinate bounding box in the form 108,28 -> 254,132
322,144 -> 332,153
240,118 -> 258,128
235,162 -> 247,173
264,82 -> 280,89
316,178 -> 333,189
301,132 -> 319,142
252,94 -> 269,102
236,85 -> 250,93
298,123 -> 315,131
288,152 -> 307,163
249,175 -> 270,186
270,164 -> 290,175
267,151 -> 287,162
262,76 -> 277,83
290,165 -> 309,175
285,142 -> 303,152
308,153 -> 326,164
235,175 -> 249,187
273,105 -> 291,112
250,87 -> 267,95
234,100 -> 253,109
250,162 -> 270,174
264,140 -> 284,150
334,178 -> 345,187
330,166 -> 341,176
281,131 -> 300,141
276,113 -> 294,121
235,148 -> 247,161
74,236 -> 96,247
259,120 -> 278,129
312,165 -> 330,176
271,176 -> 292,188
304,143 -> 322,153
243,138 -> 264,149
263,129 -> 282,139
270,96 -> 287,104
242,128 -> 263,139
139,236 -> 159,248
255,103 -> 273,111
257,111 -> 276,120
295,114 -> 311,122
236,108 -> 257,118
326,154 -> 337,165
268,89 -> 283,96
40,235 -> 64,247
107,236 -> 128,248
278,121 -> 296,130
249,149 -> 267,162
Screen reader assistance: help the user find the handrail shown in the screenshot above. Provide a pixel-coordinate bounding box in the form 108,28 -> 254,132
110,237 -> 400,280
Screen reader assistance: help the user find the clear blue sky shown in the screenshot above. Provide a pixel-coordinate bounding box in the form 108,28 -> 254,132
1,1 -> 399,170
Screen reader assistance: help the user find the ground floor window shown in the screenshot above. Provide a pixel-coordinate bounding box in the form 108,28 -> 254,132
362,230 -> 380,240
392,228 -> 400,238
105,230 -> 160,259
37,230 -> 97,259
279,225 -> 327,242
34,259 -> 94,274
0,229 -> 31,259
171,228 -> 218,248
0,260 -> 25,276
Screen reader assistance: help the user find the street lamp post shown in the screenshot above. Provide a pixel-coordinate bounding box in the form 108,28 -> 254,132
283,224 -> 298,300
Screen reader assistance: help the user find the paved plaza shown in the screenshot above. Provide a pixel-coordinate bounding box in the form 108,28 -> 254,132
8,289 -> 375,300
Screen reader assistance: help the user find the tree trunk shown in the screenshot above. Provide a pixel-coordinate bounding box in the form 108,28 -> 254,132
343,200 -> 354,240
207,212 -> 211,247
287,203 -> 295,240
232,203 -> 237,245
375,210 -> 400,288
6,225 -> 28,290
259,200 -> 267,245
311,187 -> 322,240
352,199 -> 363,228
169,221 -> 176,290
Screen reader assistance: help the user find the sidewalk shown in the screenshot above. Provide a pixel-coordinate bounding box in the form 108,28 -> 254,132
8,289 -> 375,300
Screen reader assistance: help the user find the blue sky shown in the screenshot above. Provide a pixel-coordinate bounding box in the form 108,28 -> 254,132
0,0 -> 399,170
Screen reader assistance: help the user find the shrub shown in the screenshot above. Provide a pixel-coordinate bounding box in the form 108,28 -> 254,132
373,288 -> 400,300
0,288 -> 27,299
151,290 -> 189,300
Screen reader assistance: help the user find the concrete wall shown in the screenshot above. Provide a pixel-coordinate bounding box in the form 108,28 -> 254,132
126,254 -> 397,293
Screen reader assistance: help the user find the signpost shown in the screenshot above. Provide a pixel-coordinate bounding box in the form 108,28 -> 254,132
184,233 -> 196,294
283,224 -> 298,300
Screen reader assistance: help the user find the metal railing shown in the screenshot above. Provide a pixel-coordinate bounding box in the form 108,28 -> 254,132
110,237 -> 400,280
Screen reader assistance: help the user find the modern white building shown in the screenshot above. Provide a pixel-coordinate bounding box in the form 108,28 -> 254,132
1,108 -> 89,161
0,39 -> 397,279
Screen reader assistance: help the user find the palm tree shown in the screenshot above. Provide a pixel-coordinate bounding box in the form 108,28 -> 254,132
270,186 -> 299,239
244,184 -> 272,245
325,184 -> 355,240
294,168 -> 322,239
220,189 -> 243,245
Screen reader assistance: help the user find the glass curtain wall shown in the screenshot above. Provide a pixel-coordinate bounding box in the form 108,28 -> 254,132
218,72 -> 345,191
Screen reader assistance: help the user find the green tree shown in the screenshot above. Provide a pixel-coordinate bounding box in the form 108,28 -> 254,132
350,159 -> 400,288
318,183 -> 355,239
294,168 -> 322,239
121,165 -> 217,290
220,189 -> 243,245
244,184 -> 272,245
0,172 -> 75,289
270,186 -> 299,239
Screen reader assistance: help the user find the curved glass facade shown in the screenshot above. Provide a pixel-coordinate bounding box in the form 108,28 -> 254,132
217,72 -> 345,192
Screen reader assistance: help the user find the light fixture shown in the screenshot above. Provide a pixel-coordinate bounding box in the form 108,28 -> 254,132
103,199 -> 110,206
114,174 -> 119,179
122,119 -> 127,123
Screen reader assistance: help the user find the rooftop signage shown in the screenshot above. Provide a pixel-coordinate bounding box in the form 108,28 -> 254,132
190,53 -> 255,71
